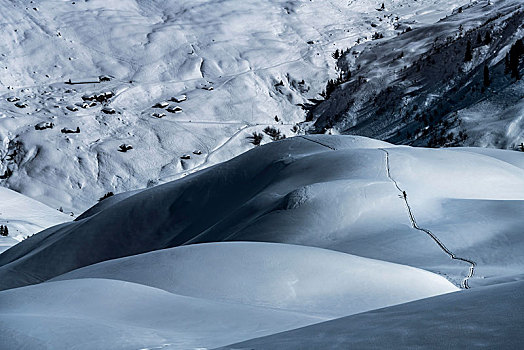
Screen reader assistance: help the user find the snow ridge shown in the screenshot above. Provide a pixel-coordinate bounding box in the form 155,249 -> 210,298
295,136 -> 477,289
380,148 -> 476,289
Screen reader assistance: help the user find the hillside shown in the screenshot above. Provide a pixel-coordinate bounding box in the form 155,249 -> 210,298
308,0 -> 524,149
0,0 -> 468,213
221,279 -> 524,349
0,242 -> 458,349
0,187 -> 71,253
1,1 -> 523,348
1,135 -> 523,349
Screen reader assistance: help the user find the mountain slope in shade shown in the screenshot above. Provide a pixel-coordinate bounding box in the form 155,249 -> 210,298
220,280 -> 524,350
309,0 -> 524,150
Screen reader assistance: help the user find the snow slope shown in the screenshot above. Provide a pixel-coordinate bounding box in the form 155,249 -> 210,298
1,134 -> 523,348
53,242 -> 457,318
0,242 -> 458,349
309,0 -> 524,149
0,0 -> 469,213
0,186 -> 70,253
221,279 -> 524,350
1,136 -> 524,291
0,1 -> 522,347
0,278 -> 324,350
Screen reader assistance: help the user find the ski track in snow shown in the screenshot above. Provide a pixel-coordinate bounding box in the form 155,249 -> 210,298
298,136 -> 337,150
297,136 -> 476,289
380,148 -> 476,290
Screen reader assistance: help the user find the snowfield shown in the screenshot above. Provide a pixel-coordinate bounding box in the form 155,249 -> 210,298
1,135 -> 523,349
0,186 -> 70,253
0,242 -> 457,350
221,279 -> 524,349
52,242 -> 458,318
0,278 -> 324,350
1,0 -> 523,348
0,0 -> 468,213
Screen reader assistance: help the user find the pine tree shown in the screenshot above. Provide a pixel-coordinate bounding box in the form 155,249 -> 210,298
464,40 -> 473,62
509,39 -> 524,80
98,192 -> 115,202
505,53 -> 511,74
484,31 -> 491,45
247,132 -> 264,146
483,65 -> 490,87
0,225 -> 8,237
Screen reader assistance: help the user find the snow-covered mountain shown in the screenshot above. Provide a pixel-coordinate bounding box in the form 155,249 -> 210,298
309,0 -> 524,150
1,1 -> 524,349
0,0 -> 469,213
1,135 -> 523,349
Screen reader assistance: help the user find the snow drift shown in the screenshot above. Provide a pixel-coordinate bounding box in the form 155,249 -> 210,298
53,242 -> 458,318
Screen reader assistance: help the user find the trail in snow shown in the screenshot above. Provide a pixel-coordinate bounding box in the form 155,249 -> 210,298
296,136 -> 476,289
299,136 -> 337,150
380,148 -> 476,289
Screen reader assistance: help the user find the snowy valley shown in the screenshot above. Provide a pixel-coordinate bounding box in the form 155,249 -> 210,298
0,0 -> 472,214
0,0 -> 524,349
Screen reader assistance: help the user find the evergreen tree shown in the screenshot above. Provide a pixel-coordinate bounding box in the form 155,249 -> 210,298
509,39 -> 524,80
464,40 -> 473,62
98,192 -> 114,202
263,126 -> 285,141
247,132 -> 264,146
483,65 -> 490,87
505,53 -> 511,74
484,31 -> 491,45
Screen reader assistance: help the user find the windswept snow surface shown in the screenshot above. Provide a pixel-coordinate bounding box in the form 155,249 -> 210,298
1,135 -> 523,348
53,242 -> 457,318
0,242 -> 457,350
0,0 -> 468,213
0,278 -> 324,350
